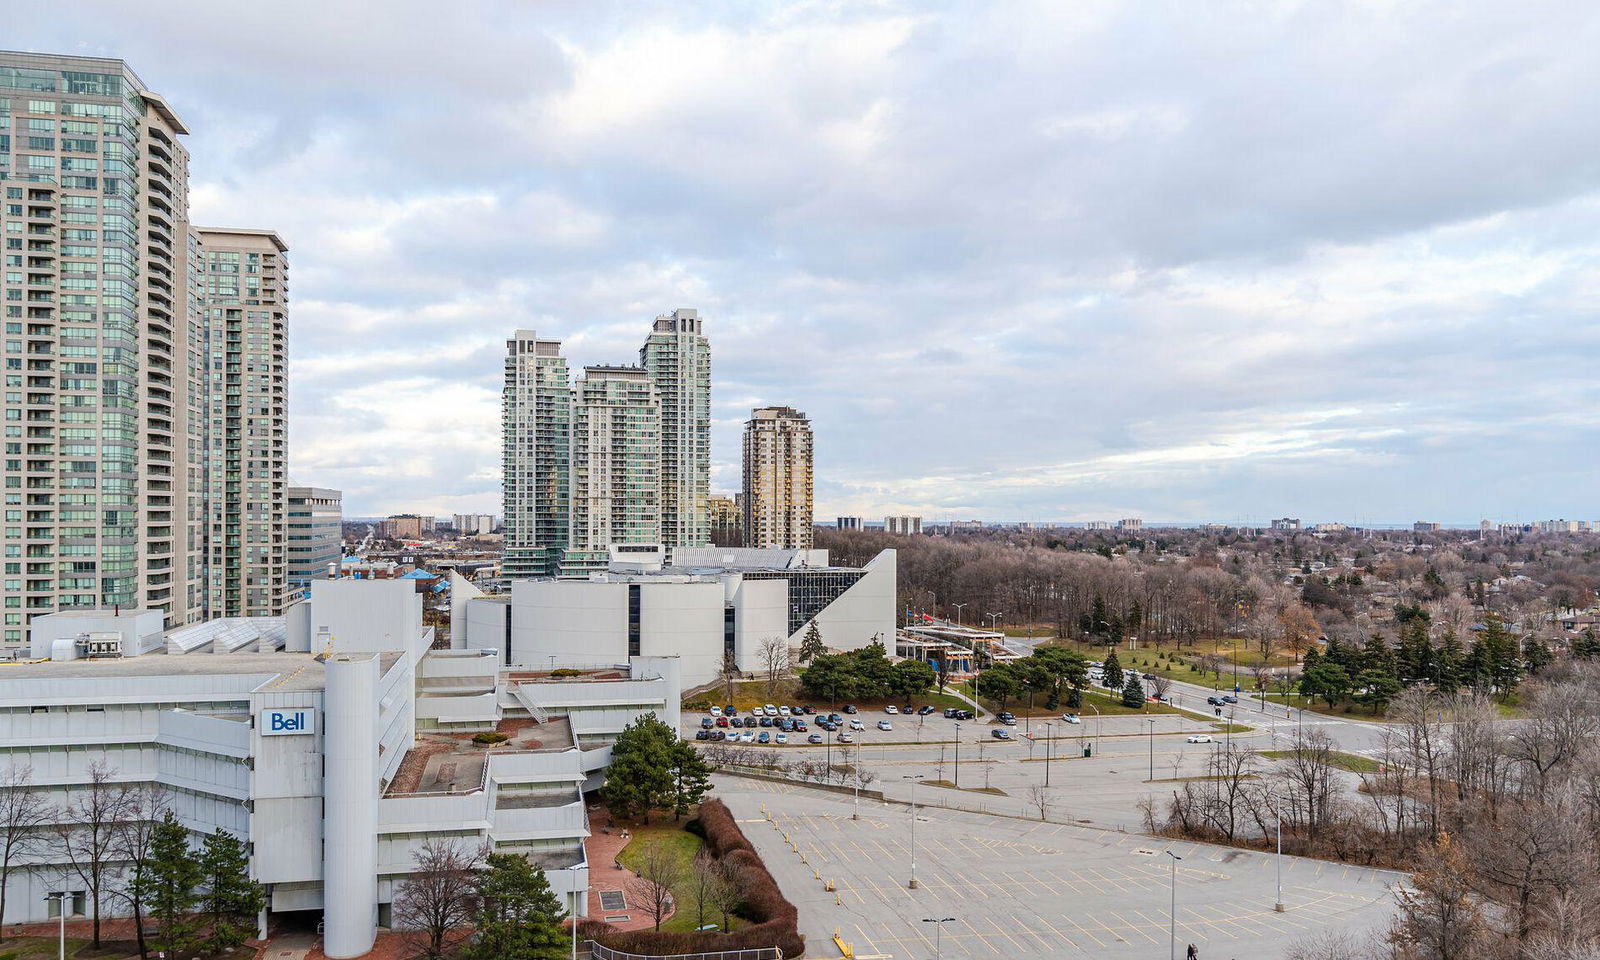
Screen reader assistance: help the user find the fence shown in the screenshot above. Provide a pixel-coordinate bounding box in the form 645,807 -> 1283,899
587,941 -> 781,960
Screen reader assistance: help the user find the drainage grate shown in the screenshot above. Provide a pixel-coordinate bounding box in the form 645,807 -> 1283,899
599,890 -> 628,911
604,915 -> 631,923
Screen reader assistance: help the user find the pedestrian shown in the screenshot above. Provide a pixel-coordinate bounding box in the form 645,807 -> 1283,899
1187,943 -> 1198,959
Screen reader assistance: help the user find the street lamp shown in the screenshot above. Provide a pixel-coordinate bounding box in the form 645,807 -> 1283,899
952,602 -> 967,626
923,917 -> 956,960
1275,797 -> 1285,913
903,775 -> 923,889
44,891 -> 66,960
1146,717 -> 1157,781
560,863 -> 584,960
1042,722 -> 1054,787
986,612 -> 1002,632
1166,850 -> 1183,960
952,722 -> 961,788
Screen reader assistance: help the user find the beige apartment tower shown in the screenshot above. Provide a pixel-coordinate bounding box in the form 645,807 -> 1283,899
742,406 -> 813,549
196,228 -> 288,618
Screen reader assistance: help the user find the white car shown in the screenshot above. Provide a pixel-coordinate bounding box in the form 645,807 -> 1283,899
848,719 -> 864,731
778,705 -> 791,716
709,706 -> 723,717
1186,734 -> 1213,744
837,732 -> 855,743
877,720 -> 893,731
775,733 -> 788,745
1060,714 -> 1082,724
885,705 -> 899,715
763,704 -> 778,716
740,731 -> 757,743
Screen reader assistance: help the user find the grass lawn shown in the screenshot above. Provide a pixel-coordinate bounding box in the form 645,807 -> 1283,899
920,778 -> 1009,796
1260,748 -> 1383,774
617,820 -> 742,934
956,682 -> 1180,718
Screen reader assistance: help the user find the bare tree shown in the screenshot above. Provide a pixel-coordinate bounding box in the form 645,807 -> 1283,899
757,636 -> 791,696
391,838 -> 485,959
0,766 -> 48,943
112,784 -> 171,960
56,760 -> 134,948
1147,674 -> 1173,701
634,838 -> 684,931
718,651 -> 741,703
1027,784 -> 1051,821
702,857 -> 742,932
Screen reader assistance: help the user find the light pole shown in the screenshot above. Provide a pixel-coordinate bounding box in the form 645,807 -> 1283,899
952,722 -> 961,787
952,602 -> 967,626
1275,798 -> 1285,913
903,775 -> 922,889
923,917 -> 956,960
1146,717 -> 1156,781
1088,702 -> 1101,755
1166,850 -> 1183,960
45,891 -> 65,960
1042,722 -> 1054,787
853,764 -> 861,820
561,864 -> 584,960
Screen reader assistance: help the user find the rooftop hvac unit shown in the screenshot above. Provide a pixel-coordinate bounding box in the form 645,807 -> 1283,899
76,632 -> 124,658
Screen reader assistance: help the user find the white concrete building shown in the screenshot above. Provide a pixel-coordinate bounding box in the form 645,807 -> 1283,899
455,547 -> 897,688
0,580 -> 680,958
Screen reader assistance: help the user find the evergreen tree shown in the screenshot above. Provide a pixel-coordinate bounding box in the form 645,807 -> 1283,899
1397,618 -> 1434,686
1090,594 -> 1108,637
462,853 -> 568,960
199,829 -> 264,954
1300,662 -> 1352,707
1434,628 -> 1463,694
1120,673 -> 1145,708
798,622 -> 825,663
1354,668 -> 1402,714
601,713 -> 676,823
1574,628 -> 1600,660
667,740 -> 714,820
1477,617 -> 1524,698
1102,649 -> 1124,690
1522,636 -> 1553,675
1126,599 -> 1143,635
140,811 -> 202,960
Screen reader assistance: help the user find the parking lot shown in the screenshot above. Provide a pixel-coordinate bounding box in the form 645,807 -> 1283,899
718,776 -> 1400,959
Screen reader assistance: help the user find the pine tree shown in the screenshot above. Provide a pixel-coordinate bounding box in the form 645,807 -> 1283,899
1575,628 -> 1600,660
200,828 -> 264,954
668,740 -> 714,820
1397,618 -> 1434,686
1120,673 -> 1144,708
1522,636 -> 1553,675
462,853 -> 568,960
1102,649 -> 1124,690
601,713 -> 676,823
1434,628 -> 1462,694
140,811 -> 202,960
798,622 -> 825,663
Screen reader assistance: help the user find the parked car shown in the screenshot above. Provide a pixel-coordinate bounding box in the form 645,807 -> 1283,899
1142,673 -> 1156,680
953,709 -> 974,720
793,721 -> 807,731
1221,695 -> 1239,704
837,732 -> 855,743
701,717 -> 714,729
710,730 -> 726,742
877,720 -> 893,731
764,703 -> 778,716
757,731 -> 771,744
740,731 -> 756,743
885,704 -> 898,714
1186,734 -> 1214,743
715,717 -> 729,728
709,706 -> 723,717
991,729 -> 1012,740
777,718 -> 793,731
778,705 -> 791,716
1060,714 -> 1081,724
759,716 -> 774,727
918,705 -> 937,716
807,733 -> 824,744
724,705 -> 737,716
944,707 -> 960,718
695,729 -> 709,740
848,719 -> 864,731
998,715 -> 1018,726
801,705 -> 816,714
775,733 -> 788,745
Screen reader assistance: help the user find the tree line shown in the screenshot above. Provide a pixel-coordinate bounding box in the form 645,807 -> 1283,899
0,760 -> 261,958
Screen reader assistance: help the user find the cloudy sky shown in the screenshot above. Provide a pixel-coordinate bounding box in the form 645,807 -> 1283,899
14,2 -> 1600,524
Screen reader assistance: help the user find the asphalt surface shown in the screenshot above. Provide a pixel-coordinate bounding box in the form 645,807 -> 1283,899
719,775 -> 1400,960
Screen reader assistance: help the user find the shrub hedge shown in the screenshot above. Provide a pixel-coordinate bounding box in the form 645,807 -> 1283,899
578,798 -> 804,958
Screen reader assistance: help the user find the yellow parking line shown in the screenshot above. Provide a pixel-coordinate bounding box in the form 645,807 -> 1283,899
960,917 -> 1001,954
1108,910 -> 1161,944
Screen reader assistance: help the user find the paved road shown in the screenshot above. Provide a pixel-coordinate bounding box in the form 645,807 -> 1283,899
719,775 -> 1400,960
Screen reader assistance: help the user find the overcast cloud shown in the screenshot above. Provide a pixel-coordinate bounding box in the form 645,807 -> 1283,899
12,1 -> 1600,523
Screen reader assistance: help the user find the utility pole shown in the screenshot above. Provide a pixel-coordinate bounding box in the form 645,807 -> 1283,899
923,917 -> 956,960
953,722 -> 961,787
1275,798 -> 1285,912
1147,717 -> 1156,781
904,775 -> 922,889
1043,722 -> 1053,787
